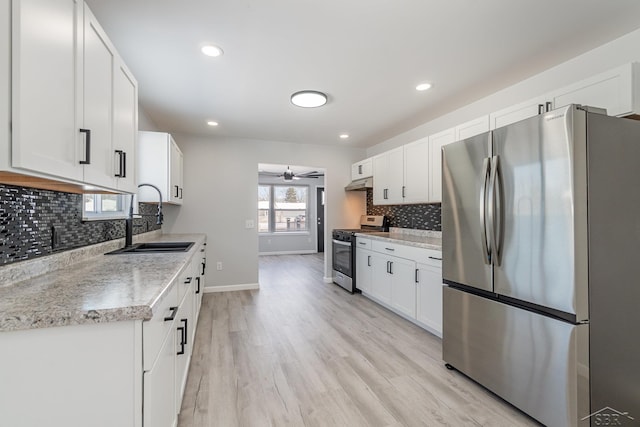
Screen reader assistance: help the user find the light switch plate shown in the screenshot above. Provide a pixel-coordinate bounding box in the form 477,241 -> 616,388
245,219 -> 255,229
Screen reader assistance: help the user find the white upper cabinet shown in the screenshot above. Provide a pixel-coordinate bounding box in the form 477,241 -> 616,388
372,147 -> 404,205
373,140 -> 428,206
11,0 -> 84,181
552,63 -> 640,116
428,128 -> 455,203
455,115 -> 490,141
351,158 -> 373,180
112,60 -> 138,193
490,63 -> 640,131
7,0 -> 138,191
82,5 -> 116,188
403,137 -> 429,204
138,131 -> 184,205
490,95 -> 551,130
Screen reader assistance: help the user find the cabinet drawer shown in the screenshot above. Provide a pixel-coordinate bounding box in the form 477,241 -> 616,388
355,237 -> 371,250
143,281 -> 179,371
177,263 -> 195,303
420,248 -> 443,268
371,240 -> 428,262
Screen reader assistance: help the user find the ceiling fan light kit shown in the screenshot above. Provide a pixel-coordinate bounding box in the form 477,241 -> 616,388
290,90 -> 328,108
260,166 -> 324,181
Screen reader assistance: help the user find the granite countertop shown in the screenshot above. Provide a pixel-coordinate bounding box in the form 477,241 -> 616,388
0,233 -> 206,333
355,228 -> 442,251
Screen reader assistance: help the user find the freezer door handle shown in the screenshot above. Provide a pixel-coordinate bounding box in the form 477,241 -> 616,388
480,157 -> 491,265
489,155 -> 503,266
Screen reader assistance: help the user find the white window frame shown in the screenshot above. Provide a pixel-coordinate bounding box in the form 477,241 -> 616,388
82,194 -> 131,221
258,184 -> 310,234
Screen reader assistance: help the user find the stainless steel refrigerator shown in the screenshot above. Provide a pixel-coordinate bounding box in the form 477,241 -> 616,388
442,104 -> 640,427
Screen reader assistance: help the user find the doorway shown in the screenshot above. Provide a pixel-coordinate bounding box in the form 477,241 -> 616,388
316,187 -> 325,252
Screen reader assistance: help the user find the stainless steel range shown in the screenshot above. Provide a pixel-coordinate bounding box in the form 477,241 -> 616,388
332,215 -> 388,293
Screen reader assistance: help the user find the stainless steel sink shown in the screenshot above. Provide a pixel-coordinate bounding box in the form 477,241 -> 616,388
106,241 -> 194,255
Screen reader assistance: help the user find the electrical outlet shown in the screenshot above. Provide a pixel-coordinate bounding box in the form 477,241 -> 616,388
216,261 -> 223,271
245,219 -> 255,229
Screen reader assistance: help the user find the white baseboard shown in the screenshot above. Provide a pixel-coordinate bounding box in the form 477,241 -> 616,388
323,276 -> 333,283
258,250 -> 318,256
203,283 -> 260,293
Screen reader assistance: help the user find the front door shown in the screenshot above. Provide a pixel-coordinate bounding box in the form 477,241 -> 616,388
316,187 -> 325,252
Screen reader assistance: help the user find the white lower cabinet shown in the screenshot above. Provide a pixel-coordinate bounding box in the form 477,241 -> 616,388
143,326 -> 176,427
175,278 -> 194,412
371,252 -> 392,304
416,260 -> 443,337
388,256 -> 417,318
356,237 -> 442,337
0,241 -> 206,427
355,245 -> 373,294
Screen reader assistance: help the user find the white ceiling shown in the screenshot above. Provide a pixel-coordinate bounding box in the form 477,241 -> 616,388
85,0 -> 640,148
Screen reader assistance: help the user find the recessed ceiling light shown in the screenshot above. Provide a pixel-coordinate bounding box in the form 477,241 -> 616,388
201,45 -> 223,57
207,121 -> 219,127
416,83 -> 432,91
339,133 -> 350,139
291,90 -> 327,108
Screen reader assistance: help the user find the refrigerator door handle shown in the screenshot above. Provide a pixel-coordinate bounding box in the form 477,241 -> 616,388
480,157 -> 492,265
489,155 -> 503,266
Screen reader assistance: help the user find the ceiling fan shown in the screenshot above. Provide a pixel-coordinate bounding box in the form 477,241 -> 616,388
259,166 -> 324,181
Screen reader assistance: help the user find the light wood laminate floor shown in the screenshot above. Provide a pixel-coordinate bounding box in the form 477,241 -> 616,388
178,254 -> 539,426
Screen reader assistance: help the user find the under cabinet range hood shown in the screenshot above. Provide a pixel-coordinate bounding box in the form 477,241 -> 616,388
344,177 -> 373,191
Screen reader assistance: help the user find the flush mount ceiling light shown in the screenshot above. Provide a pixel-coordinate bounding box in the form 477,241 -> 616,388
339,133 -> 350,140
290,90 -> 327,108
201,45 -> 223,57
207,120 -> 219,126
416,82 -> 432,91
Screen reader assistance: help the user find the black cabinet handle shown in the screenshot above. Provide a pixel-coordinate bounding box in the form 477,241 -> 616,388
79,129 -> 91,164
174,185 -> 179,198
389,261 -> 393,275
164,306 -> 178,321
177,326 -> 185,355
184,276 -> 192,284
538,104 -> 545,114
367,255 -> 371,267
385,247 -> 395,252
386,261 -> 390,274
181,318 -> 188,345
545,101 -> 552,112
179,188 -> 183,199
402,186 -> 405,198
428,256 -> 442,261
115,150 -> 127,177
202,260 -> 206,275
358,164 -> 362,175
415,268 -> 419,283
195,277 -> 201,294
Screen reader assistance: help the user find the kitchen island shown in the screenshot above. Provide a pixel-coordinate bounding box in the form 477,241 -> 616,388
0,232 -> 207,427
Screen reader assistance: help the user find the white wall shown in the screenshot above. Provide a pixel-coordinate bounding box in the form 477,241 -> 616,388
162,135 -> 366,289
367,27 -> 640,156
138,106 -> 160,132
258,175 -> 325,255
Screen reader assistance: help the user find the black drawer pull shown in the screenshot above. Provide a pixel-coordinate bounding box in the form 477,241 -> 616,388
195,277 -> 201,294
164,306 -> 178,321
428,256 -> 442,261
177,326 -> 185,355
184,276 -> 192,284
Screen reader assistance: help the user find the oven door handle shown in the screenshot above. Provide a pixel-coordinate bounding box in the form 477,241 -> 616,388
332,239 -> 352,247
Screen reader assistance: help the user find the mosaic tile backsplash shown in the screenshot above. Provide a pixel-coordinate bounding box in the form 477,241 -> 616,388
0,184 -> 162,266
366,189 -> 441,231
